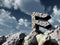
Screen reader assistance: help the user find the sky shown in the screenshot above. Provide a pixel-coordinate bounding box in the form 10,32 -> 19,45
0,0 -> 60,36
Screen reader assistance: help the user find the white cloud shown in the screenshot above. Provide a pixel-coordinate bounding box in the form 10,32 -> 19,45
49,6 -> 60,26
18,18 -> 24,25
0,9 -> 18,35
0,9 -> 31,35
0,0 -> 22,9
0,0 -> 44,15
18,18 -> 30,27
48,19 -> 54,24
3,0 -> 12,8
13,0 -> 22,9
53,6 -> 60,16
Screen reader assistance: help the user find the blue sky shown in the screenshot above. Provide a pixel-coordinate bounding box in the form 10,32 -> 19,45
0,0 -> 60,36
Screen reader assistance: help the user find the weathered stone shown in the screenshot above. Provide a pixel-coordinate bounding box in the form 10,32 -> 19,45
17,33 -> 26,45
23,30 -> 38,45
0,36 -> 6,45
49,27 -> 60,45
32,12 -> 52,34
32,12 -> 51,20
36,34 -> 50,45
43,39 -> 58,45
32,20 -> 51,29
2,32 -> 26,45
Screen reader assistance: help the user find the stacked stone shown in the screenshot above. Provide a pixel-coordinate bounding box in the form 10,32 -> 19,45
32,12 -> 51,32
23,12 -> 51,45
31,12 -> 59,45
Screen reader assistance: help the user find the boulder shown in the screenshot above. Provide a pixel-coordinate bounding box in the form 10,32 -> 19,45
2,32 -> 26,45
23,30 -> 38,45
36,34 -> 50,45
16,33 -> 26,45
0,36 -> 6,45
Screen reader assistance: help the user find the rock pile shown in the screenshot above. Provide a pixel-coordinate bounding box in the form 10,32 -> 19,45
0,29 -> 60,45
2,32 -> 26,45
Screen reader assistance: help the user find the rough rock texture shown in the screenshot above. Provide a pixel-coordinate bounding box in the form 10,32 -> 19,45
0,29 -> 60,45
36,34 -> 50,45
2,32 -> 26,45
31,12 -> 60,45
0,36 -> 6,45
23,30 -> 38,45
49,27 -> 60,45
32,12 -> 51,30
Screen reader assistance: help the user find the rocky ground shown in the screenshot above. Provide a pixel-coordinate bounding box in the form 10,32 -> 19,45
0,27 -> 60,45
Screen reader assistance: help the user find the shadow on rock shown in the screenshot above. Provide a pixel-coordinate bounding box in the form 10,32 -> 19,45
43,39 -> 58,45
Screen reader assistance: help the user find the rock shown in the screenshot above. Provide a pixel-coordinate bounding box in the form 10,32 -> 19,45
16,33 -> 26,45
0,36 -> 6,45
43,39 -> 58,45
2,32 -> 26,45
19,33 -> 26,40
49,27 -> 60,45
43,26 -> 60,45
36,34 -> 50,45
23,30 -> 38,45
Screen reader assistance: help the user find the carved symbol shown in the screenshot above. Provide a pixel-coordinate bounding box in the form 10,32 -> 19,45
31,12 -> 52,33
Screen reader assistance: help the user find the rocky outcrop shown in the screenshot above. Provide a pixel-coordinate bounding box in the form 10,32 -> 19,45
2,32 -> 26,45
49,27 -> 60,45
23,30 -> 38,45
0,29 -> 60,45
0,36 -> 6,45
36,34 -> 50,45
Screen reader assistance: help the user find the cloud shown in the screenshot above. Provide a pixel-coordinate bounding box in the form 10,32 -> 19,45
18,18 -> 31,27
34,0 -> 40,2
0,0 -> 22,9
1,0 -> 60,15
16,18 -> 31,34
0,0 -> 45,15
48,6 -> 60,27
13,0 -> 22,9
0,9 -> 31,36
0,9 -> 18,35
40,0 -> 60,14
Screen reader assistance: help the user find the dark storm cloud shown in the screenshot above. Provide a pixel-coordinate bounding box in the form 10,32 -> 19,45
40,0 -> 60,14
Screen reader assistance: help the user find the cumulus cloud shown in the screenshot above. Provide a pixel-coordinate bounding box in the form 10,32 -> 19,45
48,6 -> 60,27
0,0 -> 44,15
0,9 -> 18,35
1,0 -> 60,15
0,9 -> 31,36
18,18 -> 31,27
0,0 -> 22,9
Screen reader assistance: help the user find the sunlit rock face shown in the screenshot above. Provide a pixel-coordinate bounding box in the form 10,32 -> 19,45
31,12 -> 60,45
36,34 -> 50,45
23,30 -> 38,45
